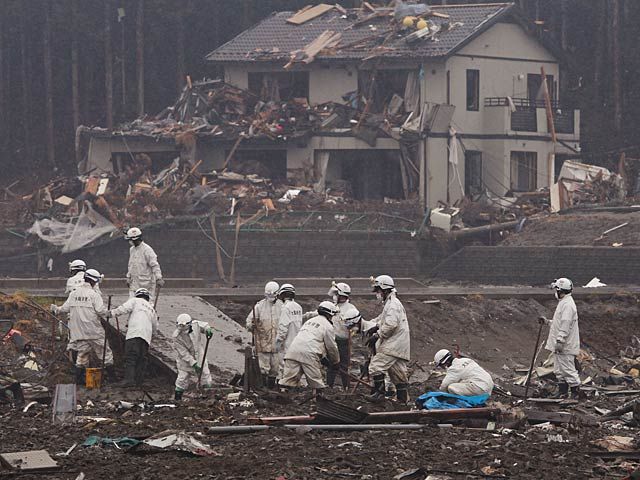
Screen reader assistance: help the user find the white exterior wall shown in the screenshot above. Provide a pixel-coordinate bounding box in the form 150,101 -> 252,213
309,66 -> 357,104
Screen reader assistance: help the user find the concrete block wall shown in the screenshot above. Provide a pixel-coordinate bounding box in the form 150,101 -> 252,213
0,219 -> 448,281
430,246 -> 640,286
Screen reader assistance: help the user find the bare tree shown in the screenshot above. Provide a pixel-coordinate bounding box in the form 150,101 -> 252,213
20,3 -> 32,163
136,0 -> 144,117
176,1 -> 186,94
105,0 -> 114,130
71,0 -> 80,136
44,0 -> 55,167
612,0 -> 622,132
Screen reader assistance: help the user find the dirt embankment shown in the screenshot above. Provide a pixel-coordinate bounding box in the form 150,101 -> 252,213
502,211 -> 640,246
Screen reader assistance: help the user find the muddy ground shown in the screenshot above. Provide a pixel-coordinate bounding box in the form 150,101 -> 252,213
501,211 -> 640,246
1,294 -> 639,479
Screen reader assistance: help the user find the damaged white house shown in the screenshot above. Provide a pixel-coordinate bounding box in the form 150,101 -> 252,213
80,2 -> 580,208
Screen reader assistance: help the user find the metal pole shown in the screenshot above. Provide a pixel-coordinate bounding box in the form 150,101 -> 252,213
524,321 -> 544,399
100,295 -> 113,390
197,334 -> 212,389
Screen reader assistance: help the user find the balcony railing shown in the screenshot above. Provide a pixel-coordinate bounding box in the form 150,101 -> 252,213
484,97 -> 576,134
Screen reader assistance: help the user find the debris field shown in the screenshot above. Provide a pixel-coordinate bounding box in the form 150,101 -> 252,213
1,293 -> 639,479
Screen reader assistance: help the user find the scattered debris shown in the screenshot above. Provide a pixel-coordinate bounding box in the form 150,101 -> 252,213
0,450 -> 59,472
142,430 -> 219,456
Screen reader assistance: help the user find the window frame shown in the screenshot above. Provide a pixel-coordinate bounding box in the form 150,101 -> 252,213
466,69 -> 480,112
510,151 -> 538,192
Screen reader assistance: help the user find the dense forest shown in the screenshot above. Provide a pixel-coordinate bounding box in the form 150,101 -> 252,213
0,0 -> 636,179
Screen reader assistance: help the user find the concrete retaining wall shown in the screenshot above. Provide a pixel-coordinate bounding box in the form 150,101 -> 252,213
0,219 -> 449,281
430,246 -> 640,286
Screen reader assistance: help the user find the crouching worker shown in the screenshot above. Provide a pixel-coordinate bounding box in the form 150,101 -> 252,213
109,288 -> 158,387
172,313 -> 213,400
434,349 -> 494,396
279,301 -> 340,394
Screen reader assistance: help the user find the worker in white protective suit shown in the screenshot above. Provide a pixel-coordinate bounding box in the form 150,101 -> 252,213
434,349 -> 494,396
109,288 -> 158,387
50,269 -> 114,385
66,259 -> 87,293
539,277 -> 581,399
246,281 -> 282,386
357,275 -> 411,403
125,227 -> 163,301
279,301 -> 340,392
171,313 -> 213,400
275,283 -> 302,385
326,282 -> 361,389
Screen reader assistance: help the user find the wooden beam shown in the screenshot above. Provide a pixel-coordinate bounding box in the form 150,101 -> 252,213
286,3 -> 334,25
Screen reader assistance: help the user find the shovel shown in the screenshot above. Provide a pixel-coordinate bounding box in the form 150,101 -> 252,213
524,319 -> 545,399
196,334 -> 212,390
100,295 -> 113,390
153,283 -> 162,311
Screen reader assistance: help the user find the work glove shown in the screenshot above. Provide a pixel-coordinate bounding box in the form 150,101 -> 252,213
157,278 -> 165,287
365,333 -> 380,349
105,311 -> 113,319
320,357 -> 331,368
554,338 -> 565,354
366,324 -> 379,335
192,362 -> 202,374
49,304 -> 59,314
538,316 -> 549,325
205,327 -> 213,339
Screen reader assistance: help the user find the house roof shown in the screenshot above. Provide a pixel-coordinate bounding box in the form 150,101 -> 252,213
206,3 -> 516,64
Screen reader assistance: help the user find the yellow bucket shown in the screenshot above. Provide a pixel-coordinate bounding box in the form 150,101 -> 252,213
85,368 -> 102,389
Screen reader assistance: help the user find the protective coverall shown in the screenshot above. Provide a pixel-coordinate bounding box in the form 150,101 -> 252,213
110,297 -> 158,386
327,302 -> 359,388
440,357 -> 494,396
279,315 -> 339,389
545,294 -> 581,387
172,320 -> 213,391
361,291 -> 410,385
127,241 -> 162,300
53,283 -> 111,367
246,298 -> 282,377
275,298 -> 303,376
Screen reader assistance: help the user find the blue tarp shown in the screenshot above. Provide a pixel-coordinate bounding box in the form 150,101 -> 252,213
415,391 -> 490,410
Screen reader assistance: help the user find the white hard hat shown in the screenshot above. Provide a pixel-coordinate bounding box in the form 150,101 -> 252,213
434,349 -> 453,366
84,268 -> 103,283
68,259 -> 86,272
317,300 -> 339,318
125,227 -> 142,240
342,305 -> 362,329
264,281 -> 280,297
134,288 -> 150,299
371,275 -> 395,291
176,313 -> 192,326
278,283 -> 295,295
328,281 -> 351,297
551,278 -> 573,292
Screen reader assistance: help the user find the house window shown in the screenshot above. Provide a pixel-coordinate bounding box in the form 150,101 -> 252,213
464,150 -> 483,196
527,73 -> 555,106
466,69 -> 479,111
510,151 -> 537,191
248,71 -> 309,101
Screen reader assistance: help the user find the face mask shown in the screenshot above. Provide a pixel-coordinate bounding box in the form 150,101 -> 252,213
376,292 -> 383,301
554,290 -> 560,300
129,240 -> 135,247
332,295 -> 338,303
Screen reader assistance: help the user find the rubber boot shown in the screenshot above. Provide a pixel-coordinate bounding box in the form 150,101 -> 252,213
74,366 -> 86,386
551,382 -> 569,398
326,367 -> 337,388
8,382 -> 24,407
267,376 -> 277,389
396,383 -> 409,404
570,386 -> 580,400
365,374 -> 386,403
174,389 -> 184,401
105,365 -> 117,383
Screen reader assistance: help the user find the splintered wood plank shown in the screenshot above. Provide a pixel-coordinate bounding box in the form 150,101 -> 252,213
286,4 -> 335,25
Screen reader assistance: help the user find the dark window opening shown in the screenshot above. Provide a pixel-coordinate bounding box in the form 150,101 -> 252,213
464,150 -> 483,197
110,151 -> 178,176
466,69 -> 480,111
248,72 -> 309,102
527,73 -> 555,106
228,149 -> 287,179
324,150 -> 403,200
358,69 -> 414,114
510,151 -> 537,192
